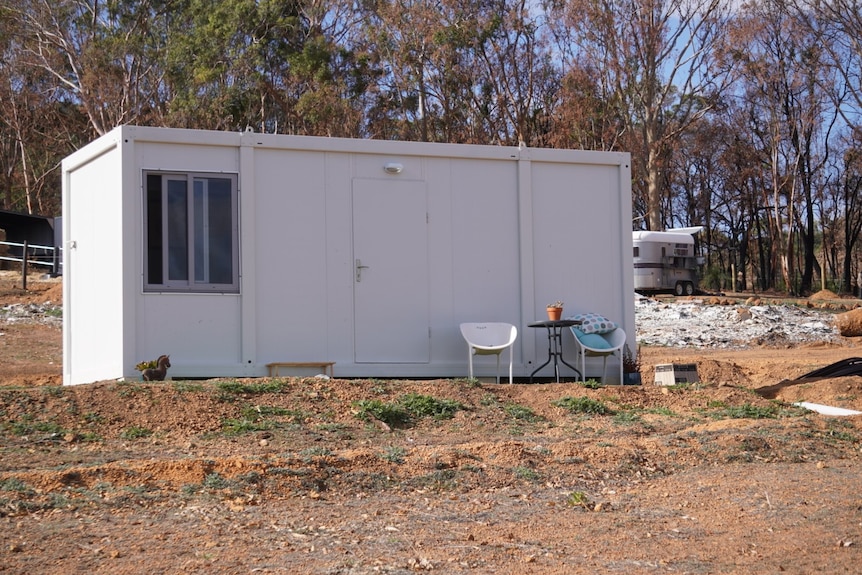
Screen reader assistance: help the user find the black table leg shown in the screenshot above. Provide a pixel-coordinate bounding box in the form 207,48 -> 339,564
529,325 -> 554,383
528,320 -> 583,383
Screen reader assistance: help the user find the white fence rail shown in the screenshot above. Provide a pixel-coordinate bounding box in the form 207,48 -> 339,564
0,240 -> 62,288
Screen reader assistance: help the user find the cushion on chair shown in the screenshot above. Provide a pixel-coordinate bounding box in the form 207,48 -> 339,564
569,313 -> 618,334
571,328 -> 614,350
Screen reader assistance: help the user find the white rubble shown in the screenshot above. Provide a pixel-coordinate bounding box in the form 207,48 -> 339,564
0,302 -> 62,326
635,294 -> 840,349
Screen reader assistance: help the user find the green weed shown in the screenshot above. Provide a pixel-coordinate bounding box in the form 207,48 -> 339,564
381,445 -> 407,464
612,410 -> 643,425
513,466 -> 541,482
567,490 -> 591,508
0,478 -> 34,494
399,393 -> 464,420
6,417 -> 67,436
352,399 -> 411,427
172,381 -> 204,393
713,403 -> 778,420
120,426 -> 153,439
216,379 -> 289,396
504,403 -> 542,422
202,472 -> 230,490
553,396 -> 612,415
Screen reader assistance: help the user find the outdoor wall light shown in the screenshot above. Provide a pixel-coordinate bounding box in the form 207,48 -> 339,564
383,162 -> 403,174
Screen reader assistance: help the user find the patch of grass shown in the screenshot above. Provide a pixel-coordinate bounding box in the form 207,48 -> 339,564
340,470 -> 397,492
120,426 -> 153,439
47,493 -> 72,509
479,394 -> 500,407
0,478 -> 34,494
222,418 -> 273,435
5,417 -> 67,436
666,382 -> 700,392
355,392 -> 466,426
454,377 -> 482,388
566,490 -> 591,508
316,422 -> 349,433
410,469 -> 458,491
824,420 -> 859,443
116,382 -> 152,398
513,466 -> 541,482
300,446 -> 333,461
644,406 -> 677,417
268,467 -> 312,477
41,386 -> 65,397
400,393 -> 464,420
202,472 -> 230,490
240,405 -> 302,421
82,412 -> 104,425
172,381 -> 204,393
503,403 -> 542,422
222,404 -> 308,435
553,396 -> 613,415
578,379 -> 602,389
216,379 -> 290,396
236,471 -> 263,486
381,445 -> 407,464
352,399 -> 411,427
612,410 -> 643,425
713,403 -> 778,420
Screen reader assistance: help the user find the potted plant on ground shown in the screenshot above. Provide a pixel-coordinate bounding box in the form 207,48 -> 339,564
547,300 -> 564,321
622,345 -> 642,385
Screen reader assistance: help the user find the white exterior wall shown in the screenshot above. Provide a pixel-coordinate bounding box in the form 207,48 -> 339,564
63,125 -> 633,385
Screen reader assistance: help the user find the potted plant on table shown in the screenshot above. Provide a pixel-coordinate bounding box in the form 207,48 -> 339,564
622,345 -> 642,385
547,301 -> 564,321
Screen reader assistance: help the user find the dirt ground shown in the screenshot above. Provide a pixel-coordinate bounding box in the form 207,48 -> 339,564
2,273 -> 862,574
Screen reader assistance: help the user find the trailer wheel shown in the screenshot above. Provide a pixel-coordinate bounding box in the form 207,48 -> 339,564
684,282 -> 695,296
674,282 -> 685,296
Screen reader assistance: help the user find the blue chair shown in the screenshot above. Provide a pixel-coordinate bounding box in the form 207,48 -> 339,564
569,325 -> 627,384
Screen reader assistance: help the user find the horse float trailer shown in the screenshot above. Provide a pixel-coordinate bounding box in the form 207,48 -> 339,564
632,227 -> 703,296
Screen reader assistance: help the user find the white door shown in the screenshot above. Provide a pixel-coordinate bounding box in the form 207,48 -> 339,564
353,178 -> 430,363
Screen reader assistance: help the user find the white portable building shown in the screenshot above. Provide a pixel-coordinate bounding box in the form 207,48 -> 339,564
62,126 -> 634,385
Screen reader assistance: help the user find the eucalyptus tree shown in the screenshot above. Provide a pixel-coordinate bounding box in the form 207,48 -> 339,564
11,0 -> 173,136
0,1 -> 89,214
794,0 -> 862,132
162,0 -> 304,131
826,133 -> 862,293
729,0 -> 839,294
470,0 -> 558,146
546,0 -> 734,231
285,0 -> 376,137
360,0 -> 493,142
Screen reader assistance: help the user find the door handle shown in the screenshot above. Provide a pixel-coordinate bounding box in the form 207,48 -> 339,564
356,259 -> 370,282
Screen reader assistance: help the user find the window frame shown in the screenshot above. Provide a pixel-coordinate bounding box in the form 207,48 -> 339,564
143,170 -> 240,293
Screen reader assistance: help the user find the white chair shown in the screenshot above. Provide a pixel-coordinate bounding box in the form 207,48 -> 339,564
460,323 -> 518,384
569,326 -> 627,384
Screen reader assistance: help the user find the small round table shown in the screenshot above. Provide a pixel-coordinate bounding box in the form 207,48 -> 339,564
528,319 -> 582,383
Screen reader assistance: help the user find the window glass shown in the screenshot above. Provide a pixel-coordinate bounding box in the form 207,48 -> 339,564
167,179 -> 188,282
145,175 -> 163,284
144,171 -> 238,293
